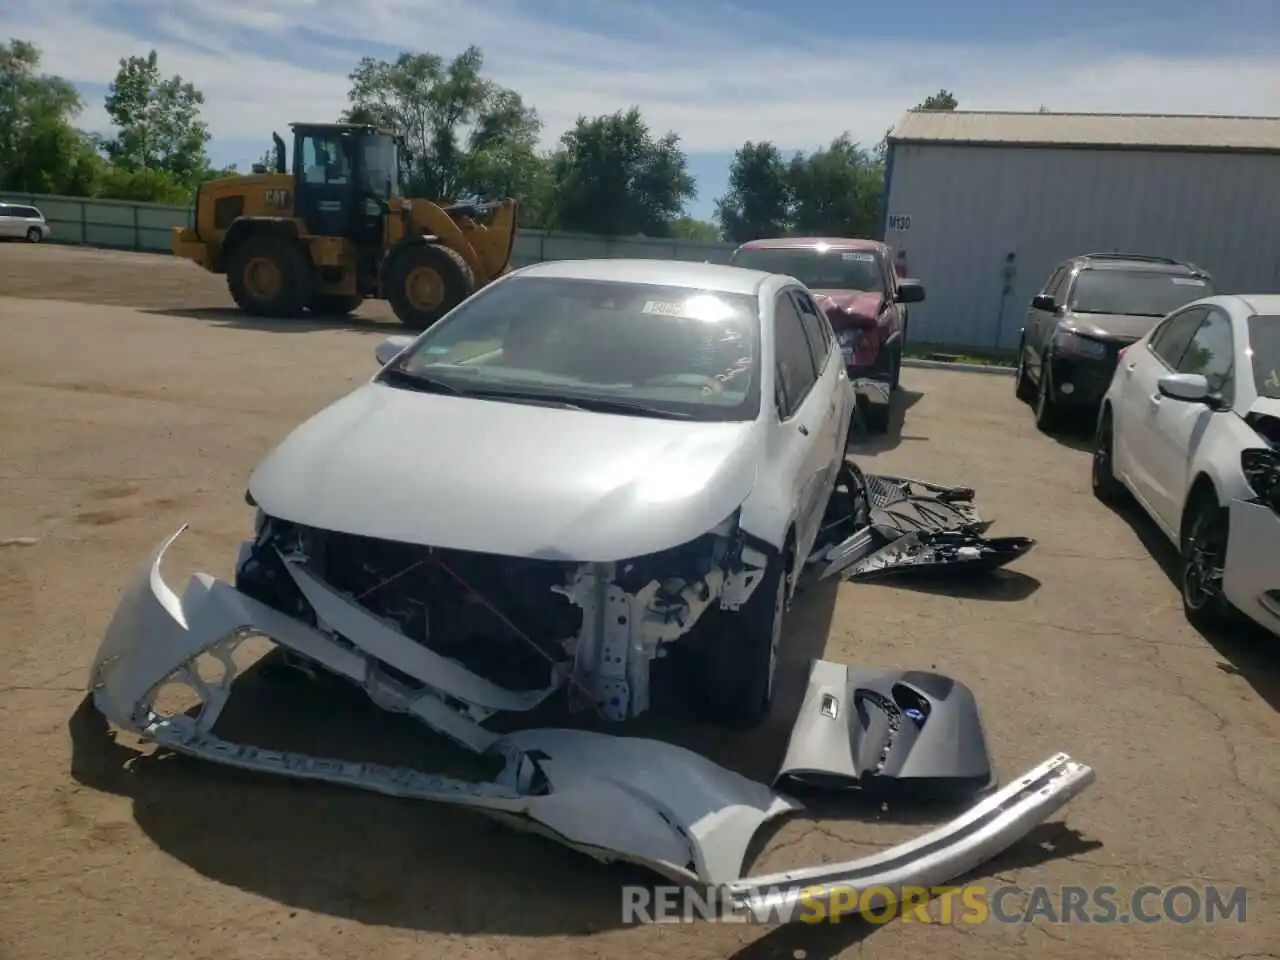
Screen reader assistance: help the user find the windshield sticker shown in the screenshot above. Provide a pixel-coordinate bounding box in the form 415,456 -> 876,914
841,252 -> 875,261
642,300 -> 689,316
1172,278 -> 1207,285
424,345 -> 451,354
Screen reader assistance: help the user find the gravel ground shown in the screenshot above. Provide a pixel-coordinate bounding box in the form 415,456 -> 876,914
0,244 -> 1276,960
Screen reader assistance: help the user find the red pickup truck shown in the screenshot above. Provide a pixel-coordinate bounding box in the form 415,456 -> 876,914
728,237 -> 926,433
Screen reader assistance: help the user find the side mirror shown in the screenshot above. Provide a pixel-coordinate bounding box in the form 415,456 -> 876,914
375,334 -> 415,366
895,279 -> 925,304
1157,373 -> 1214,404
1032,294 -> 1057,312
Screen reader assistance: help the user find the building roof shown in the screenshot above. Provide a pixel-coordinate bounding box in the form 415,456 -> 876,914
886,110 -> 1280,153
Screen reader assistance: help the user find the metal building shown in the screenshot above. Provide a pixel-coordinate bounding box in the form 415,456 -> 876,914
881,111 -> 1280,350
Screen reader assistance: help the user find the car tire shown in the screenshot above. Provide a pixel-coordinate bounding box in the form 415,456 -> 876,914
890,340 -> 903,391
1091,408 -> 1128,505
694,546 -> 788,728
1033,354 -> 1060,432
25,227 -> 41,243
1179,493 -> 1233,629
1014,338 -> 1035,402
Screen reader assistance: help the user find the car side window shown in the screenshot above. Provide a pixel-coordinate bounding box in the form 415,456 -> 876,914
1149,307 -> 1209,367
1177,309 -> 1234,400
1043,267 -> 1068,298
774,292 -> 819,419
791,290 -> 831,374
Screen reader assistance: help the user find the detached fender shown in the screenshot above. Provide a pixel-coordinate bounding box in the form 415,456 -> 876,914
776,660 -> 996,798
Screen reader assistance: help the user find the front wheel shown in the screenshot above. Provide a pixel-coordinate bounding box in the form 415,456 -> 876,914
1014,339 -> 1035,402
25,227 -> 42,243
1033,354 -> 1060,432
1180,495 -> 1232,629
1091,409 -> 1128,504
693,548 -> 788,728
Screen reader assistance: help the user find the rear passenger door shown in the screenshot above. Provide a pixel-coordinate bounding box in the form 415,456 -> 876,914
792,287 -> 848,467
772,289 -> 828,562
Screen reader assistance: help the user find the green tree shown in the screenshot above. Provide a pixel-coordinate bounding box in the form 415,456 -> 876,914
343,46 -> 546,208
714,140 -> 792,242
101,49 -> 212,185
917,89 -> 959,111
787,134 -> 883,238
548,107 -> 696,236
0,39 -> 101,194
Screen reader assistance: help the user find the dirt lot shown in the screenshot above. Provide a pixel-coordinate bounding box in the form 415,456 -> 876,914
1,244 -> 1277,960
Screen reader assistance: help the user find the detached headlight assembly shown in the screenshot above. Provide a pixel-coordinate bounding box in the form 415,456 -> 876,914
1241,448 -> 1280,512
1052,328 -> 1107,360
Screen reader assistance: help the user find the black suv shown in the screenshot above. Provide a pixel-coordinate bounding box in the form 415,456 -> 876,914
1015,252 -> 1214,429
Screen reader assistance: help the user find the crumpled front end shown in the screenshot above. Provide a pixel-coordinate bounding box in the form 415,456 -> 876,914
87,525 -> 1094,919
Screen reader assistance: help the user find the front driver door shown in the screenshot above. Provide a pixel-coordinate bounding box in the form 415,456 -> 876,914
1117,306 -> 1206,510
1146,308 -> 1234,531
294,130 -> 354,237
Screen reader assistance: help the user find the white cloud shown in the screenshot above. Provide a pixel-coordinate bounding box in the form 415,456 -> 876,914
8,0 -> 1280,155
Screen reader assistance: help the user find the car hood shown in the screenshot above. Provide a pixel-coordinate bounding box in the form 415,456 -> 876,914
810,288 -> 884,324
1062,312 -> 1163,342
247,382 -> 762,562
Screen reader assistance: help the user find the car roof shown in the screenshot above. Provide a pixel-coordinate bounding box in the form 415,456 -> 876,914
514,258 -> 774,296
1234,294 -> 1280,315
1070,253 -> 1205,276
737,236 -> 885,252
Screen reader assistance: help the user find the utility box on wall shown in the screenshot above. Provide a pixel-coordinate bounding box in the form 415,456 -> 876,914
881,111 -> 1280,350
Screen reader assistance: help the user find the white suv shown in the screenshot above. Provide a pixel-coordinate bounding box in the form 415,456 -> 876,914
0,203 -> 50,242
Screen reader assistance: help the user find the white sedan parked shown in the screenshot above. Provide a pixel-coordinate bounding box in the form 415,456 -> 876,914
1092,294 -> 1280,635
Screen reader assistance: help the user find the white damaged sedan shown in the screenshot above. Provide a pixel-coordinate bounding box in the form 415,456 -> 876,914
89,258 -> 1098,907
198,259 -> 853,733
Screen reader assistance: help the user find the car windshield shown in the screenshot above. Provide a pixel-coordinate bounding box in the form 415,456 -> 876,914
1248,315 -> 1280,399
730,247 -> 884,292
1069,269 -> 1213,317
383,275 -> 761,422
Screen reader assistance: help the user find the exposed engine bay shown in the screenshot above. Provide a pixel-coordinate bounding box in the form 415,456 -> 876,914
229,459 -> 1035,732
233,507 -> 765,724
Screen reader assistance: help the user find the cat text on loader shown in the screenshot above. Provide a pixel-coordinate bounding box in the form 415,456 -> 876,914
170,122 -> 518,329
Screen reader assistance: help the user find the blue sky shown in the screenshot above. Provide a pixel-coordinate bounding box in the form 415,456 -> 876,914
5,0 -> 1279,221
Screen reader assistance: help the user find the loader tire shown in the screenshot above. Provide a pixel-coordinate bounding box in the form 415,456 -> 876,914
226,235 -> 313,317
308,293 -> 364,317
386,242 -> 475,331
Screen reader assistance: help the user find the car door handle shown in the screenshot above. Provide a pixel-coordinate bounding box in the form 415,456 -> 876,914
1125,362 -> 1137,372
1148,393 -> 1161,407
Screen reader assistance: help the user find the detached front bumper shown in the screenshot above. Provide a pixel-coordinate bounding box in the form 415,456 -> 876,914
88,526 -> 1095,918
1223,498 -> 1280,636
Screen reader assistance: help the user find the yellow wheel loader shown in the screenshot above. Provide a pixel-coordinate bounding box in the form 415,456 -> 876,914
171,122 -> 518,329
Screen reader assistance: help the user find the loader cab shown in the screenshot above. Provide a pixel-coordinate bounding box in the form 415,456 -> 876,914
289,122 -> 402,243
